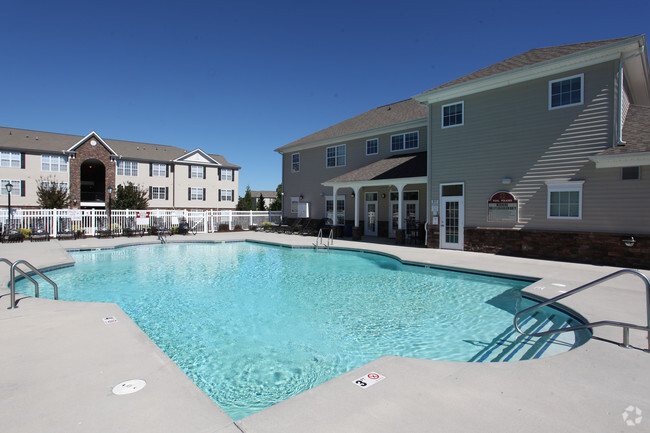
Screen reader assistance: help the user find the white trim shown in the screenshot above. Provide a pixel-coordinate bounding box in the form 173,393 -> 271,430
366,138 -> 379,156
546,181 -> 584,219
174,148 -> 220,165
290,196 -> 299,214
589,152 -> 650,168
291,153 -> 300,173
322,176 -> 427,189
326,144 -> 346,168
390,130 -> 419,152
548,73 -> 584,110
441,101 -> 464,128
67,131 -> 118,156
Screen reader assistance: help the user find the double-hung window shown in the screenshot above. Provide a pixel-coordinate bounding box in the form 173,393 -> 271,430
1,180 -> 22,196
290,197 -> 299,214
220,189 -> 234,201
221,168 -> 233,181
190,187 -> 205,201
1,151 -> 21,168
390,131 -> 419,151
442,101 -> 464,128
41,155 -> 68,172
366,138 -> 378,155
151,163 -> 167,177
549,74 -> 583,109
41,181 -> 68,191
326,145 -> 346,168
291,153 -> 300,172
190,165 -> 205,179
117,160 -> 138,176
150,186 -> 167,200
547,181 -> 583,219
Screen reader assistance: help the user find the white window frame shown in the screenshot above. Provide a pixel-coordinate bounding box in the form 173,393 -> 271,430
390,131 -> 419,152
220,189 -> 234,201
41,154 -> 68,172
325,195 -> 345,225
151,186 -> 166,200
546,181 -> 584,219
1,151 -> 21,168
41,181 -> 68,191
549,73 -> 584,110
441,101 -> 464,128
221,168 -> 233,181
117,160 -> 138,176
190,165 -> 205,179
326,144 -> 346,168
1,180 -> 21,196
190,187 -> 204,201
366,138 -> 379,155
291,153 -> 300,173
151,163 -> 167,177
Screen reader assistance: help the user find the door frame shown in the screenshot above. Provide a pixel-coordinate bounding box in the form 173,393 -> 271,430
439,183 -> 464,250
364,192 -> 378,236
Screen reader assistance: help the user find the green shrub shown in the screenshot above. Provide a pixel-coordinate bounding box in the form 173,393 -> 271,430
234,224 -> 242,230
218,223 -> 230,231
20,228 -> 32,238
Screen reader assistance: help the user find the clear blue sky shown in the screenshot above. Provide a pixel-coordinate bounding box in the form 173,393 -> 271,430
1,0 -> 648,193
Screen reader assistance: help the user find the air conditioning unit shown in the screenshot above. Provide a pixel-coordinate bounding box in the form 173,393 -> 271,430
297,202 -> 310,218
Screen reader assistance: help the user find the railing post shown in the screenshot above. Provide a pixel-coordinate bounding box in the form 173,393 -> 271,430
91,208 -> 96,236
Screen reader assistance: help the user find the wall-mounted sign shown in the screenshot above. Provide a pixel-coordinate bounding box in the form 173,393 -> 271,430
488,191 -> 518,222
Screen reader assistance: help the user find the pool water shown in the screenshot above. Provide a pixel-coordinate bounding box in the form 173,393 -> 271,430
18,242 -> 587,420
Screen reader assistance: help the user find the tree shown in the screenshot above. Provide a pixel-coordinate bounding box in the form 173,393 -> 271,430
257,193 -> 266,211
269,184 -> 282,211
36,178 -> 71,208
236,185 -> 254,210
113,182 -> 149,209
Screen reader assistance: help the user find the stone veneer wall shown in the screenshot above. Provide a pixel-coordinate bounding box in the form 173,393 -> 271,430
427,226 -> 648,268
69,138 -> 115,207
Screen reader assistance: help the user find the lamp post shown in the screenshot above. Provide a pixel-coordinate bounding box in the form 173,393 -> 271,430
107,187 -> 113,237
5,182 -> 13,232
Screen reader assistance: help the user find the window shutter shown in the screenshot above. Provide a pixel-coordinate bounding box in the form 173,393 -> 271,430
218,189 -> 221,201
188,188 -> 191,200
21,180 -> 25,196
188,166 -> 191,178
218,168 -> 221,181
149,186 -> 152,199
20,153 -> 25,169
231,190 -> 235,202
165,165 -> 169,177
202,188 -> 206,201
203,167 -> 206,179
170,164 -> 174,173
149,164 -> 153,176
165,187 -> 169,200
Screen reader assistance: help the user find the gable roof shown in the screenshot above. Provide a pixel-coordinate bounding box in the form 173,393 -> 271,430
275,99 -> 427,153
323,152 -> 427,184
68,131 -> 118,155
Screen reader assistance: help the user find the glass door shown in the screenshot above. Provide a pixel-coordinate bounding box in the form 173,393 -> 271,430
440,184 -> 464,250
364,192 -> 378,236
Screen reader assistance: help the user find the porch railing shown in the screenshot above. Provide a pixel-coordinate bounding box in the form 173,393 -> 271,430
0,209 -> 282,237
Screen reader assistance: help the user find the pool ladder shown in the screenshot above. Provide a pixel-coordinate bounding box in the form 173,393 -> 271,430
313,228 -> 333,250
1,258 -> 59,309
514,269 -> 650,351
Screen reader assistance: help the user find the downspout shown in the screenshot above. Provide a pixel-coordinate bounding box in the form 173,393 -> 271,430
617,46 -> 644,146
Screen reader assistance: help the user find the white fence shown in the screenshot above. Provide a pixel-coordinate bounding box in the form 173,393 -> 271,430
0,209 -> 282,238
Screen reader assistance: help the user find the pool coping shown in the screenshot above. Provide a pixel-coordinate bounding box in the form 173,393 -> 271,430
1,232 -> 648,433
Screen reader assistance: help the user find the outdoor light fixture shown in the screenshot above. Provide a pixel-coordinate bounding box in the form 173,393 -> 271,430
299,194 -> 304,200
502,177 -> 512,185
622,237 -> 636,247
381,193 -> 386,199
351,192 -> 355,198
319,192 -> 325,196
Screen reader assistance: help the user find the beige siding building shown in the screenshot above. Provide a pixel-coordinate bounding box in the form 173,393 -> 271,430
0,128 -> 240,210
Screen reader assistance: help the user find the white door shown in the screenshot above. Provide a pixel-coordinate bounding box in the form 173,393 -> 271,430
389,194 -> 419,238
365,201 -> 378,236
440,196 -> 464,250
389,200 -> 399,238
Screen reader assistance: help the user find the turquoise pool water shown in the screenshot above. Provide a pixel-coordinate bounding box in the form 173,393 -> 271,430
17,242 -> 586,420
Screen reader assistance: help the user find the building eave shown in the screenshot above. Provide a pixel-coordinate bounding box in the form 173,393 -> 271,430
589,152 -> 650,168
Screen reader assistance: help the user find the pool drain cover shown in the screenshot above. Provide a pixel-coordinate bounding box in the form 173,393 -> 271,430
112,379 -> 146,395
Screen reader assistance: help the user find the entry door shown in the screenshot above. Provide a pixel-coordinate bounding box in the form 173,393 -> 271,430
365,201 -> 378,236
440,196 -> 464,250
389,201 -> 399,238
388,198 -> 418,238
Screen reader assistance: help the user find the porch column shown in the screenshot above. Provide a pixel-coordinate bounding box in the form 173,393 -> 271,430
353,185 -> 361,228
332,186 -> 338,238
395,183 -> 406,245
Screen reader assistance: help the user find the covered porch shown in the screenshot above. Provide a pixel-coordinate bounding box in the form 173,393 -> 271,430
322,152 -> 427,244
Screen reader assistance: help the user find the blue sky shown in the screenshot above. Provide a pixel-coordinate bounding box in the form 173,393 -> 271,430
1,0 -> 648,192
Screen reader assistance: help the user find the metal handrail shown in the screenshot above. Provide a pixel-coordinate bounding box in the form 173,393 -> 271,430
514,269 -> 650,350
313,228 -> 334,250
2,258 -> 59,309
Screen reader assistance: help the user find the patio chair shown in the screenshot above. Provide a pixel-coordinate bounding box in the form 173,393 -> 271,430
177,217 -> 191,235
279,219 -> 302,234
123,217 -> 145,237
300,218 -> 324,236
153,217 -> 172,236
57,218 -> 76,240
95,218 -> 113,238
291,218 -> 310,234
2,221 -> 24,243
30,218 -> 50,242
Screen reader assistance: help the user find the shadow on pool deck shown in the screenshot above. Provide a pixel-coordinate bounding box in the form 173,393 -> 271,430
0,232 -> 648,433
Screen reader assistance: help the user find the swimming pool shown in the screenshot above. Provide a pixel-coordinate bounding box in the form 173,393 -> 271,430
17,242 -> 589,420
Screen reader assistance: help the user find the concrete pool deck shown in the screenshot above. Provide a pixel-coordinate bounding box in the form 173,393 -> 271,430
0,232 -> 648,433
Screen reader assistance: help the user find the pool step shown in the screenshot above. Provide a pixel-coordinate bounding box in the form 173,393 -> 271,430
469,312 -> 583,362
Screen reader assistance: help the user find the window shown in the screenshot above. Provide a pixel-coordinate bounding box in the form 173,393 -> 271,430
326,144 -> 346,168
41,181 -> 68,191
325,195 -> 345,225
221,168 -> 233,181
41,155 -> 68,172
549,74 -> 583,109
622,166 -> 640,180
291,153 -> 300,172
391,131 -> 419,151
190,187 -> 205,201
1,180 -> 22,196
116,160 -> 138,176
150,186 -> 167,200
442,101 -> 464,128
290,197 -> 299,214
220,189 -> 234,201
547,181 -> 583,219
1,151 -> 21,168
366,138 -> 378,155
151,163 -> 167,177
190,165 -> 205,179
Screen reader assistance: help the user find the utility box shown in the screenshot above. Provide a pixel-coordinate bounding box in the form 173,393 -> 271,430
297,202 -> 310,218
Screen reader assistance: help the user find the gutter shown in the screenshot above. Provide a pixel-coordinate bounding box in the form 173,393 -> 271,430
617,45 -> 645,146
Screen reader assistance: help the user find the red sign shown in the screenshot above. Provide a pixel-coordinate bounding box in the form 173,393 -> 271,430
488,192 -> 516,204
